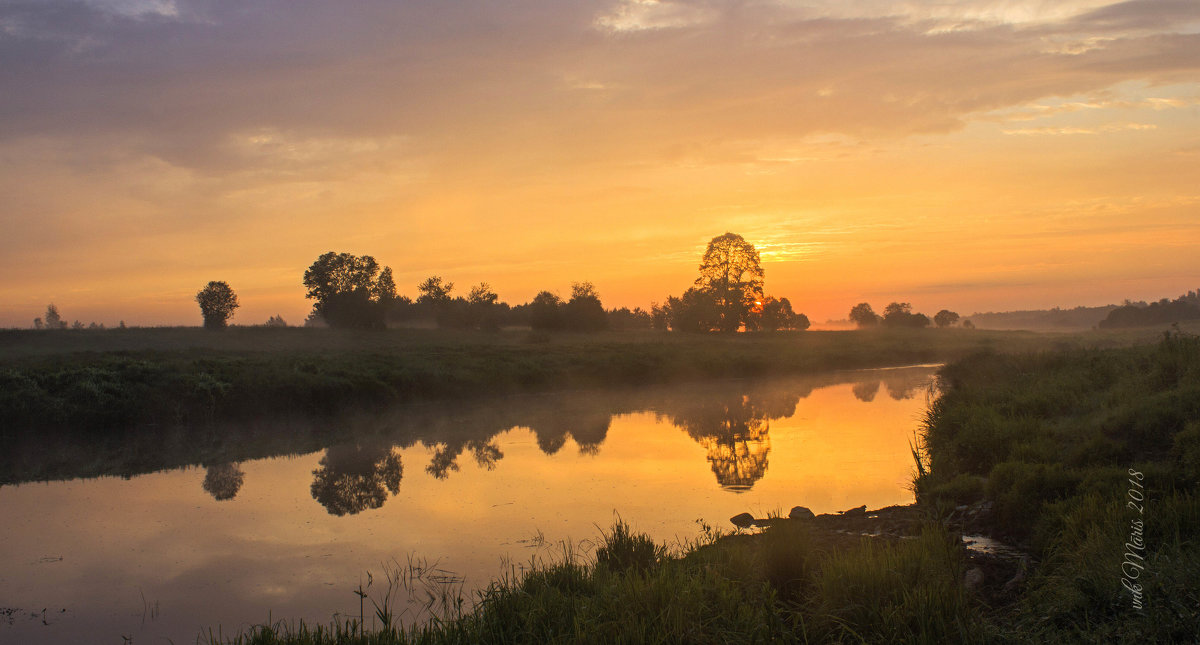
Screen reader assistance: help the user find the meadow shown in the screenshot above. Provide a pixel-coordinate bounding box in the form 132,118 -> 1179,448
0,324 -> 1169,435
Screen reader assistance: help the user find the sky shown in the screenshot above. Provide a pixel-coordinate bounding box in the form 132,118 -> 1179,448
1,0 -> 1198,327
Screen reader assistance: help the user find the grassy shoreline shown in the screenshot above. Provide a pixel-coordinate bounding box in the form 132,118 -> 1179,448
192,329 -> 1199,644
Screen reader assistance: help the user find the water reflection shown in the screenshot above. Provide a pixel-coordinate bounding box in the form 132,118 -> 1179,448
852,380 -> 880,402
0,366 -> 940,645
3,366 -> 938,516
202,462 -> 245,501
310,443 -> 404,516
662,388 -> 797,492
425,439 -> 503,479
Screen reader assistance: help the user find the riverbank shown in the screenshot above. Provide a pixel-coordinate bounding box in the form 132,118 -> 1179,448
0,325 -> 1171,435
200,330 -> 1199,644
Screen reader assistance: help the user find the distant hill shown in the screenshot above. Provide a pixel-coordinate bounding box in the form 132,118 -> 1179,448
963,305 -> 1118,331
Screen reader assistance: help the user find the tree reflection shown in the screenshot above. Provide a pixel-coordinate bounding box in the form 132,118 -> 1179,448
852,380 -> 881,402
667,389 -> 797,491
426,439 -> 503,479
311,442 -> 403,516
882,372 -> 930,400
202,462 -> 245,501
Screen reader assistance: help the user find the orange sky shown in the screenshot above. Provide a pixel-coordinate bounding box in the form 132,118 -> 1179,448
1,0 -> 1198,327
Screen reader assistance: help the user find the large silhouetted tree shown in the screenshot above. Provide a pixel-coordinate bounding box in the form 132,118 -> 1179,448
695,232 -> 765,332
303,252 -> 395,329
196,281 -> 239,329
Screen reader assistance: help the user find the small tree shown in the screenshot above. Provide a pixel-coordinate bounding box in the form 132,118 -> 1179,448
467,282 -> 500,331
43,304 -> 67,330
933,309 -> 960,328
196,281 -> 240,329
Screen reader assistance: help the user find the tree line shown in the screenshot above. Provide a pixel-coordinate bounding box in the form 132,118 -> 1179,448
847,302 -> 965,329
28,232 -> 976,334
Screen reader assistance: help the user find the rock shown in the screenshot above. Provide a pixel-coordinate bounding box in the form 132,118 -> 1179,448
840,505 -> 867,518
730,512 -> 755,529
964,567 -> 985,591
788,506 -> 815,520
1003,556 -> 1031,593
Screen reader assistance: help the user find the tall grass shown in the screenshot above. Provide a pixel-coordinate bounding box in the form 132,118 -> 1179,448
918,331 -> 1200,641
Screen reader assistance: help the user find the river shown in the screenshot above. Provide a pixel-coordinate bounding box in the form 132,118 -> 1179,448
0,365 -> 936,643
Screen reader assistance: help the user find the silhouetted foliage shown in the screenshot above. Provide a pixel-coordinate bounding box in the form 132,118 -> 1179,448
202,462 -> 245,501
564,282 -> 607,332
933,309 -> 960,328
881,302 -> 930,328
848,302 -> 879,327
607,307 -> 653,331
265,315 -> 288,327
416,276 -> 454,305
962,319 -> 975,329
649,302 -> 670,331
529,291 -> 565,331
303,252 -> 395,329
310,443 -> 403,516
466,282 -> 501,331
749,296 -> 809,331
665,288 -> 722,332
694,232 -> 765,332
196,281 -> 240,330
43,304 -> 67,330
1099,291 -> 1200,328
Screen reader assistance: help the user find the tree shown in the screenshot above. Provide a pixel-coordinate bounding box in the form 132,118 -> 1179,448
753,296 -> 809,331
303,252 -> 394,329
564,281 -> 607,332
848,302 -> 879,328
882,302 -> 931,328
529,291 -> 564,331
416,276 -> 454,305
43,304 -> 67,330
196,281 -> 239,329
467,282 -> 500,331
695,232 -> 764,332
933,309 -> 960,328
666,288 -> 721,332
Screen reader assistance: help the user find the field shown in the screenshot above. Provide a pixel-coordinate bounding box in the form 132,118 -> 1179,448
0,324 -> 1178,435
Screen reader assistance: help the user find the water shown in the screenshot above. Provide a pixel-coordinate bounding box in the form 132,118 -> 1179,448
0,366 -> 936,643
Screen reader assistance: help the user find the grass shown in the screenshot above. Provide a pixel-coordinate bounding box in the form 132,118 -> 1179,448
206,518 -> 978,645
0,324 -> 1181,435
917,329 -> 1200,642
